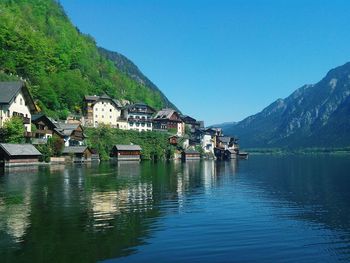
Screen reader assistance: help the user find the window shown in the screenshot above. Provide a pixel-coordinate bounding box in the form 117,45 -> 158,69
95,108 -> 98,111
102,115 -> 104,118
102,108 -> 104,111
14,96 -> 17,103
110,109 -> 112,112
110,116 -> 112,119
95,115 -> 98,118
20,98 -> 23,105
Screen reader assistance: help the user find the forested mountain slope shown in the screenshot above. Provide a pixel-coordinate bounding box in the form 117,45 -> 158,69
0,0 -> 176,119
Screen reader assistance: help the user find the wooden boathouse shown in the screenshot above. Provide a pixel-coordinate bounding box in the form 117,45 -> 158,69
111,145 -> 142,161
182,149 -> 201,160
0,143 -> 42,167
62,146 -> 93,163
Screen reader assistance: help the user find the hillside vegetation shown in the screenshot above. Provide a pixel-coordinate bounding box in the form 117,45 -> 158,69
0,0 -> 175,119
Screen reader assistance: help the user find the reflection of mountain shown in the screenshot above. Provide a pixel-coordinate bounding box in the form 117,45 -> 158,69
239,155 -> 350,232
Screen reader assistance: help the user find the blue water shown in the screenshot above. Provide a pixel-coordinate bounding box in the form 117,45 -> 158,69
1,155 -> 350,262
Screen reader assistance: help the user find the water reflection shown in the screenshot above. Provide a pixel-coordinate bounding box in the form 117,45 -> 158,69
0,156 -> 349,262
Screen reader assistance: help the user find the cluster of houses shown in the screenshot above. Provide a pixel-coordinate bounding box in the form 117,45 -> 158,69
0,81 -> 245,167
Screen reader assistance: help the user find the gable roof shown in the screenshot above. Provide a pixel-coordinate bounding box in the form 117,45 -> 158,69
154,108 -> 178,119
62,146 -> 90,154
0,143 -> 42,156
31,114 -> 58,129
218,136 -> 232,144
114,145 -> 142,151
0,81 -> 36,111
85,94 -> 122,108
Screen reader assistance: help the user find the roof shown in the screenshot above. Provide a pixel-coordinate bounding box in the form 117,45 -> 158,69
31,114 -> 57,128
114,145 -> 142,151
154,108 -> 177,119
84,95 -> 99,101
62,146 -> 89,154
183,149 -> 200,154
180,115 -> 197,123
0,81 -> 36,111
0,143 -> 42,156
218,136 -> 232,144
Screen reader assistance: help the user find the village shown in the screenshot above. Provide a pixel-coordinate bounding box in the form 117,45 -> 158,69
0,81 -> 247,167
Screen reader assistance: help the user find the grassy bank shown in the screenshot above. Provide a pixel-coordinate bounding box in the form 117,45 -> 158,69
85,125 -> 176,161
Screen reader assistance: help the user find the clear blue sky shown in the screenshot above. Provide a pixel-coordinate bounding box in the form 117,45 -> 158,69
60,0 -> 350,125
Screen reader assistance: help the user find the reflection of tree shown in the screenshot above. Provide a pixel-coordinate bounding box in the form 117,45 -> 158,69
0,160 -> 231,263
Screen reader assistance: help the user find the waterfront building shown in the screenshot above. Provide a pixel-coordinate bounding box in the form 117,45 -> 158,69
54,123 -> 86,147
62,146 -> 93,162
84,94 -> 123,128
0,81 -> 37,132
153,108 -> 185,136
182,149 -> 201,160
0,143 -> 42,167
111,145 -> 142,161
125,103 -> 155,132
31,114 -> 59,144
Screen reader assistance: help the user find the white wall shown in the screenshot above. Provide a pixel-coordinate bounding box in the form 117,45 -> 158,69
0,91 -> 32,132
92,100 -> 121,127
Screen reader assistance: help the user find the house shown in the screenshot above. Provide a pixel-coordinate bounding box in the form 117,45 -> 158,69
54,123 -> 86,147
153,108 -> 185,136
225,149 -> 237,159
125,103 -> 155,132
201,133 -> 215,153
62,146 -> 93,163
31,114 -> 60,144
182,149 -> 201,160
111,145 -> 142,161
0,143 -> 42,167
84,94 -> 123,128
0,81 -> 37,132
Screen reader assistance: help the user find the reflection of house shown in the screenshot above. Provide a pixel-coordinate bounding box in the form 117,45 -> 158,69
55,123 -> 86,147
31,114 -> 60,144
111,145 -> 142,161
84,94 -> 123,128
62,146 -> 92,162
0,143 -> 42,167
0,81 -> 37,132
125,103 -> 155,132
182,149 -> 201,160
153,108 -> 185,136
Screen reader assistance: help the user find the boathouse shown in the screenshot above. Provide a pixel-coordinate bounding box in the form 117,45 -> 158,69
0,143 -> 42,167
111,145 -> 142,161
225,149 -> 237,159
62,146 -> 92,163
182,149 -> 201,160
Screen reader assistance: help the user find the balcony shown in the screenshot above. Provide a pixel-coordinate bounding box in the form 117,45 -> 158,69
127,117 -> 152,123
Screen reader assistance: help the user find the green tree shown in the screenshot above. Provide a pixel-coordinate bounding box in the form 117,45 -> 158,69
2,117 -> 25,143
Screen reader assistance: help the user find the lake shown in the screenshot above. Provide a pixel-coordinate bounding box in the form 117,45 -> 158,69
1,155 -> 350,262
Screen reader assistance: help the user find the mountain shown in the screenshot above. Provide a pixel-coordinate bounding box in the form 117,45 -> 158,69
98,47 -> 178,111
0,0 -> 176,119
221,62 -> 350,148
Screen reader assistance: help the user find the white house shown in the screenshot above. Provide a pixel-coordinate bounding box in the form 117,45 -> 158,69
84,95 -> 123,128
125,103 -> 155,132
0,81 -> 37,132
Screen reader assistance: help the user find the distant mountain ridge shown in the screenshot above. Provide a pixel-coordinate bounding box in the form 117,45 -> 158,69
220,62 -> 350,148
